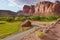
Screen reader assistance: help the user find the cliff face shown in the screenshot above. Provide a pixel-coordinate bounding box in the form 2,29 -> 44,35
35,1 -> 53,16
35,1 -> 60,16
23,5 -> 30,13
22,1 -> 60,16
23,5 -> 35,15
53,1 -> 60,15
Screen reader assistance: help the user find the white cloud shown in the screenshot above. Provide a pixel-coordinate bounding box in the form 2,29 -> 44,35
8,0 -> 58,10
8,0 -> 24,9
8,0 -> 15,7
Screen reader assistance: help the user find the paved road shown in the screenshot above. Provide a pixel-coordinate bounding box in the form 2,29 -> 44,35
2,22 -> 45,40
17,20 -> 60,40
2,27 -> 39,40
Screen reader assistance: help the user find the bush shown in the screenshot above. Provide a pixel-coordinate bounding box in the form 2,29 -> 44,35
15,17 -> 21,21
0,15 -> 60,22
33,27 -> 38,31
20,17 -> 26,21
28,15 -> 60,21
0,17 -> 26,22
0,17 -> 15,22
39,16 -> 47,21
0,21 -> 5,24
0,17 -> 7,21
15,17 -> 26,21
46,15 -> 59,21
29,16 -> 40,21
6,17 -> 15,22
37,32 -> 45,38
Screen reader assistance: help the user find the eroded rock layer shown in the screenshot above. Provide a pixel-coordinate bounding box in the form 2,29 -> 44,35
23,1 -> 60,16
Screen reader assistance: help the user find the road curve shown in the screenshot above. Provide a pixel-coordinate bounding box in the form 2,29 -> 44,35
2,22 -> 45,40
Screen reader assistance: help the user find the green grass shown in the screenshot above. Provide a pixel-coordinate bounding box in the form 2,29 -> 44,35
0,21 -> 22,39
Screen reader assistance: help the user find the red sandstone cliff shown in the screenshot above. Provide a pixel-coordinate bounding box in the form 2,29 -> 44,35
23,5 -> 30,13
52,1 -> 60,15
22,1 -> 60,16
35,1 -> 53,16
35,1 -> 60,16
23,5 -> 35,15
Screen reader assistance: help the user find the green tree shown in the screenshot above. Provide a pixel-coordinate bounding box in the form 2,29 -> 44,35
29,16 -> 40,20
15,17 -> 21,21
20,17 -> 26,21
6,17 -> 14,22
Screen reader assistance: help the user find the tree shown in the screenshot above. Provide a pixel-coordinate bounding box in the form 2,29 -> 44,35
20,17 -> 26,21
15,17 -> 21,21
29,16 -> 40,20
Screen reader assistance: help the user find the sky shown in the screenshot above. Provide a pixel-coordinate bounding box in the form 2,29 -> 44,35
0,0 -> 60,12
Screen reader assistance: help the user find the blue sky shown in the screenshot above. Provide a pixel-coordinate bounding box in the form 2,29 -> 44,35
0,0 -> 21,12
0,0 -> 60,12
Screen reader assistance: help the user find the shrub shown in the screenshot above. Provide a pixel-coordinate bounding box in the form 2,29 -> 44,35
15,17 -> 21,21
29,16 -> 40,21
0,15 -> 60,22
28,15 -> 60,21
37,32 -> 45,38
0,17 -> 7,21
20,17 -> 26,21
33,27 -> 38,31
0,21 -> 5,24
46,15 -> 59,21
39,16 -> 47,21
0,16 -> 15,22
6,17 -> 15,22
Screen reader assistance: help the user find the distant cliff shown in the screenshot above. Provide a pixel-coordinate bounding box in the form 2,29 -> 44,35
22,1 -> 60,16
23,5 -> 35,15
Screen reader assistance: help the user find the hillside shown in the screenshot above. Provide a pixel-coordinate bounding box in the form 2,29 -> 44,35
0,10 -> 16,17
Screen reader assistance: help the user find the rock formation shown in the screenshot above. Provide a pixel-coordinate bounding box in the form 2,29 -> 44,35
52,1 -> 60,15
23,5 -> 30,13
21,20 -> 31,27
35,1 -> 60,16
23,5 -> 35,15
22,1 -> 60,16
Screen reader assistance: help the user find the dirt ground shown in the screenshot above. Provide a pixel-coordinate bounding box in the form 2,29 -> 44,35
32,21 -> 56,27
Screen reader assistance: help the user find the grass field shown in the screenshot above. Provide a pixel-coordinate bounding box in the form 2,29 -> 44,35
0,21 -> 22,39
0,20 -> 56,39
